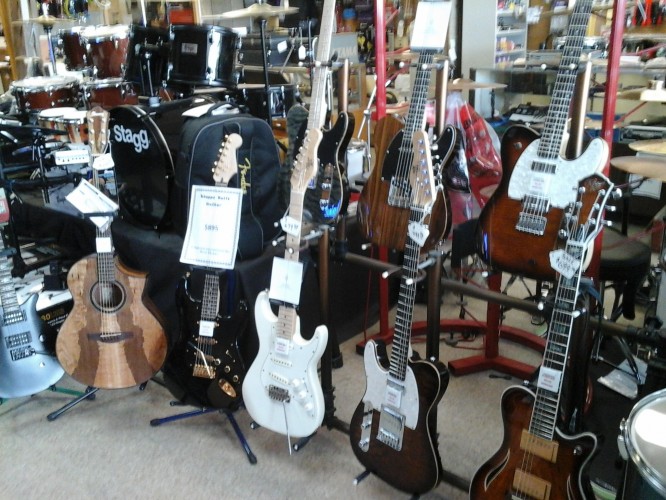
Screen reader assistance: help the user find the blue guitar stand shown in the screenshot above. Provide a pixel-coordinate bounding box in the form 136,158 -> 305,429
150,402 -> 257,465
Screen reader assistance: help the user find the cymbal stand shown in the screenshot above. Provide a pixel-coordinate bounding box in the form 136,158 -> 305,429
259,18 -> 272,124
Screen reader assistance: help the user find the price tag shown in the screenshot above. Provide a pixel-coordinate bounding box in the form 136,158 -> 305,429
549,249 -> 580,280
280,215 -> 301,238
384,385 -> 402,408
528,172 -> 552,196
408,221 -> 429,247
96,236 -> 112,254
274,337 -> 291,356
199,320 -> 215,338
65,179 -> 118,229
268,256 -> 304,306
277,40 -> 288,53
537,366 -> 562,393
93,153 -> 115,171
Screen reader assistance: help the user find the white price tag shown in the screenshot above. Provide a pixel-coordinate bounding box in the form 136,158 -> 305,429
277,40 -> 288,53
199,320 -> 215,338
65,179 -> 118,229
549,249 -> 580,280
280,215 -> 301,238
408,221 -> 430,247
95,236 -> 112,254
528,172 -> 552,196
385,385 -> 402,408
93,153 -> 114,171
274,337 -> 291,356
268,256 -> 304,305
537,366 -> 562,393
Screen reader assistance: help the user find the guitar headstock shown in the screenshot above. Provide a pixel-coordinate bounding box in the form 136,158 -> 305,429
86,106 -> 110,156
563,173 -> 614,247
212,133 -> 243,187
291,128 -> 323,194
409,130 -> 437,210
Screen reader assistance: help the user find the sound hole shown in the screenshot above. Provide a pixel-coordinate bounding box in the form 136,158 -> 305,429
90,281 -> 126,313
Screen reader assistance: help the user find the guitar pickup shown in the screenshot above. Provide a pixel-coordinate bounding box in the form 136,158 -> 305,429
5,331 -> 31,348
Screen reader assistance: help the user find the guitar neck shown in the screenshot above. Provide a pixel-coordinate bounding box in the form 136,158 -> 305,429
538,0 -> 593,159
201,272 -> 221,322
0,254 -> 21,322
307,0 -> 336,130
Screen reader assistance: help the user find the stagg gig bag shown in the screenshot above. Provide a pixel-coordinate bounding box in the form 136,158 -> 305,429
172,109 -> 282,260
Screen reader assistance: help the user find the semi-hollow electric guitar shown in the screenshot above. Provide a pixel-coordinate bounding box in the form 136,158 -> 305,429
242,129 -> 328,439
165,134 -> 249,409
291,0 -> 353,224
357,48 -> 455,252
470,173 -> 613,499
477,0 -> 607,281
56,108 -> 167,389
0,229 -> 64,398
350,131 -> 449,495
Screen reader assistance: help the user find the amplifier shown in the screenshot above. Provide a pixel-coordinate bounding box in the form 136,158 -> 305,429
619,125 -> 666,142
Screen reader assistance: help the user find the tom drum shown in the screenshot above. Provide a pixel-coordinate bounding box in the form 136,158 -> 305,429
55,109 -> 89,144
125,25 -> 170,93
58,26 -> 89,71
82,78 -> 138,109
10,76 -> 80,112
82,25 -> 130,79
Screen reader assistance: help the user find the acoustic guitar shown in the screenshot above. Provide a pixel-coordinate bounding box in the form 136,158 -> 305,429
242,129 -> 328,439
349,131 -> 450,495
0,220 -> 64,398
470,173 -> 613,499
476,0 -> 608,281
164,134 -> 249,409
357,48 -> 455,252
56,107 -> 167,389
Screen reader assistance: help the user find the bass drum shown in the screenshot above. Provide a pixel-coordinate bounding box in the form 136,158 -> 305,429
168,24 -> 239,87
619,387 -> 666,499
109,97 -> 214,229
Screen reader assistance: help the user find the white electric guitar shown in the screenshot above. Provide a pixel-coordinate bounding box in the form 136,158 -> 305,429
242,129 -> 328,439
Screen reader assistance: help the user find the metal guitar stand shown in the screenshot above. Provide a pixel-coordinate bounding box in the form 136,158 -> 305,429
149,402 -> 256,465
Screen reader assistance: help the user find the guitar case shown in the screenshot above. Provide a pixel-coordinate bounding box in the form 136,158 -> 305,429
171,107 -> 283,260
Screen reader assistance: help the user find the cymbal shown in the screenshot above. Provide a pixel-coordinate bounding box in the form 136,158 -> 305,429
219,3 -> 298,20
19,15 -> 76,26
629,139 -> 666,155
448,78 -> 507,91
611,155 -> 666,182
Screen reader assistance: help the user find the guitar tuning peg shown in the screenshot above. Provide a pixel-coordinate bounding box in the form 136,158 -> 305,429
612,188 -> 623,200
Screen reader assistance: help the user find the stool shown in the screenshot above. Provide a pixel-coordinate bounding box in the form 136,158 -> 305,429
599,228 -> 652,321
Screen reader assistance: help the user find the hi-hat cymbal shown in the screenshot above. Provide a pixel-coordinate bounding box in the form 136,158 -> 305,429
611,155 -> 666,182
219,3 -> 298,20
629,139 -> 666,155
448,78 -> 507,91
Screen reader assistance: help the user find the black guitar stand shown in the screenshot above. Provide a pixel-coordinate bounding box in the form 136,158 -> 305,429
150,402 -> 257,465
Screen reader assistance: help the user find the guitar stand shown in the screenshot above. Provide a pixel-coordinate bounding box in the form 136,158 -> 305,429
150,404 -> 256,465
46,382 -> 147,421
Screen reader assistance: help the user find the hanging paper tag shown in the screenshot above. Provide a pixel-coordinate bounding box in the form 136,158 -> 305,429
180,185 -> 242,269
537,366 -> 562,393
96,236 -> 112,254
280,215 -> 301,238
65,179 -> 118,229
528,172 -> 552,196
93,153 -> 114,171
549,249 -> 580,280
274,337 -> 291,356
269,256 -> 304,305
199,320 -> 215,338
408,221 -> 429,247
384,385 -> 402,408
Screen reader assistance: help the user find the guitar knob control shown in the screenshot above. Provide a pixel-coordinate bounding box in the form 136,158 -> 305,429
296,389 -> 308,401
303,402 -> 314,412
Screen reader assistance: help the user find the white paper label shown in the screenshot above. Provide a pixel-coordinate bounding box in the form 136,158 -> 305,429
280,215 -> 301,238
96,236 -> 112,254
274,337 -> 291,356
408,221 -> 429,247
277,40 -> 288,53
268,257 -> 304,305
199,320 -> 215,338
537,366 -> 562,393
385,385 -> 402,408
93,153 -> 114,171
528,172 -> 552,196
66,179 -> 118,229
549,249 -> 580,280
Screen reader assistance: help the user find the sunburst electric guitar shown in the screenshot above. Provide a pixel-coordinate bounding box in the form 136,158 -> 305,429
56,107 -> 168,389
476,0 -> 608,281
470,173 -> 613,499
350,131 -> 450,495
242,129 -> 328,439
165,133 -> 249,409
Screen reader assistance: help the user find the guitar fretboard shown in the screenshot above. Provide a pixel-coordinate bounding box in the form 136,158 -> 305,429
307,0 -> 336,131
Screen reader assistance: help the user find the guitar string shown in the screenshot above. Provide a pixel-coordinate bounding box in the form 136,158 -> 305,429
515,2 -> 593,495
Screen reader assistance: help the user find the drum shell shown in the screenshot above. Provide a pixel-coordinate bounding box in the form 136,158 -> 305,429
37,106 -> 77,131
58,26 -> 88,71
83,25 -> 130,79
55,109 -> 89,144
239,84 -> 296,119
10,76 -> 80,112
168,24 -> 239,87
620,387 -> 666,499
82,78 -> 139,109
125,25 -> 170,89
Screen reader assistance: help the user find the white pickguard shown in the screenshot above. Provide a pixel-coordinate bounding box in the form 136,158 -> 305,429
242,291 -> 328,438
361,340 -> 420,430
507,137 -> 608,208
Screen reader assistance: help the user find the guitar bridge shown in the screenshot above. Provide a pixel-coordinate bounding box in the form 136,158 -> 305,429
516,213 -> 547,235
377,405 -> 405,451
388,177 -> 411,208
268,385 -> 290,403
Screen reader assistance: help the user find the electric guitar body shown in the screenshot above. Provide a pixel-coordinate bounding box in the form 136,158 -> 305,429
470,385 -> 597,500
56,255 -> 167,389
164,272 -> 248,409
349,340 -> 448,494
357,117 -> 455,252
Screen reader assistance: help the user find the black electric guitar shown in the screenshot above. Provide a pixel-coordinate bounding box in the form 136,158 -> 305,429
470,173 -> 613,499
164,134 -> 249,409
349,130 -> 449,495
56,108 -> 168,389
476,0 -> 608,281
290,0 -> 353,224
0,219 -> 64,399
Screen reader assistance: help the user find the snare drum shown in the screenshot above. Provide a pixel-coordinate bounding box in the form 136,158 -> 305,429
82,25 -> 130,79
58,26 -> 88,71
37,107 -> 77,131
55,109 -> 89,144
239,83 -> 296,119
168,24 -> 239,87
125,25 -> 170,92
82,78 -> 138,109
619,388 -> 666,499
109,97 -> 213,229
10,76 -> 80,112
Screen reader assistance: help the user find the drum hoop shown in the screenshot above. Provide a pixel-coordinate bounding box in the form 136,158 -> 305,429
84,78 -> 129,89
12,77 -> 79,93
